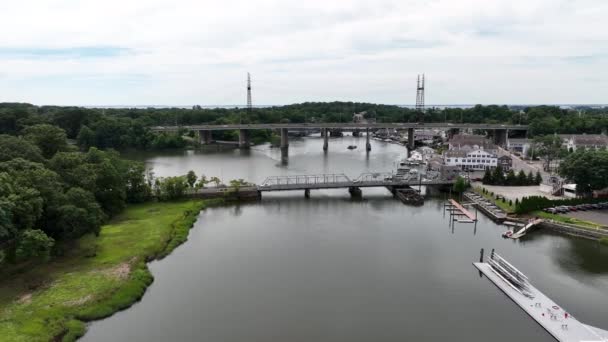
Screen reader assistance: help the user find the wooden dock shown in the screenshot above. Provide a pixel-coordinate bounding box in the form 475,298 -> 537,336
448,199 -> 477,221
474,259 -> 608,341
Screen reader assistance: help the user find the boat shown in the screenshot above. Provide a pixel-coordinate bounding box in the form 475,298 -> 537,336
502,230 -> 513,238
347,145 -> 357,150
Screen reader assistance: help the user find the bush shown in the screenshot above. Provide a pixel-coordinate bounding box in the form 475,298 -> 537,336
601,238 -> 608,247
516,195 -> 608,214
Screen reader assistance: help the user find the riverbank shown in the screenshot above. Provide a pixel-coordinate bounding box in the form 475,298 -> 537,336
0,199 -> 218,342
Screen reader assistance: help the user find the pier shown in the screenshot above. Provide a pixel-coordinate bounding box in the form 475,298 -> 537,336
474,251 -> 608,342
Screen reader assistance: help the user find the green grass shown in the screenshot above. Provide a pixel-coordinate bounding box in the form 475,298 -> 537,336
601,238 -> 608,246
0,199 -> 218,342
473,187 -> 516,213
533,210 -> 603,230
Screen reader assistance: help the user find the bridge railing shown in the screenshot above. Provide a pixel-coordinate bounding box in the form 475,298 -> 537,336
260,173 -> 352,187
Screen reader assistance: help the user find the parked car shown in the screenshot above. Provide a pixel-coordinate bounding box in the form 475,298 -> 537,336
576,204 -> 587,211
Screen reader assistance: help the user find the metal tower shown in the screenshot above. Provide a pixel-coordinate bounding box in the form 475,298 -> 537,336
415,74 -> 425,121
247,72 -> 252,115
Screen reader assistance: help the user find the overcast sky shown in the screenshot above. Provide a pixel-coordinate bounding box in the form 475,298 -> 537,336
0,0 -> 607,106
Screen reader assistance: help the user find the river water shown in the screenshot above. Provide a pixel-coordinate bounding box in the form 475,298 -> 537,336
82,135 -> 608,342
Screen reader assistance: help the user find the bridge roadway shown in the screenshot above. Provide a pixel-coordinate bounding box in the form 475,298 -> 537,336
152,122 -> 527,131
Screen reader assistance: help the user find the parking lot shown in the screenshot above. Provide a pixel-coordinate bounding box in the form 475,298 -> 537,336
471,182 -> 560,201
564,210 -> 608,226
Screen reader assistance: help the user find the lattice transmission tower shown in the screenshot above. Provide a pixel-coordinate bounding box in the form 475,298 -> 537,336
247,72 -> 252,115
415,74 -> 425,122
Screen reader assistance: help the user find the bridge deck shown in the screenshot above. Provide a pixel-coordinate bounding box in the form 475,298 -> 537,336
152,122 -> 528,131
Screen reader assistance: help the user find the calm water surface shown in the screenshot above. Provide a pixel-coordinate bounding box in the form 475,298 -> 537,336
83,136 -> 608,341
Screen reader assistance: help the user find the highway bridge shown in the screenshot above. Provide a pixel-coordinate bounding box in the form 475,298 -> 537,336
151,122 -> 528,151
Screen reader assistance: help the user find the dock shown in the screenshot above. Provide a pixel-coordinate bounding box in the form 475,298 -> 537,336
448,199 -> 477,221
474,252 -> 608,342
463,191 -> 507,222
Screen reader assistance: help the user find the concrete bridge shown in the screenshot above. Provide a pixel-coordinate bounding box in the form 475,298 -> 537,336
151,122 -> 528,151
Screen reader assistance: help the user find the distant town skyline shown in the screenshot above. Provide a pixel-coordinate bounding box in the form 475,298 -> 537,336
1,0 -> 607,106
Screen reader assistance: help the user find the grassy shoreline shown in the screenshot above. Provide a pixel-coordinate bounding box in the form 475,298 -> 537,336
0,199 -> 220,342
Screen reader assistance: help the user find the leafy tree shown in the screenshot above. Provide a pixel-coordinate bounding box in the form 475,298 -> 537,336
453,176 -> 468,193
14,229 -> 54,262
22,124 -> 68,158
534,135 -> 566,172
559,150 -> 608,195
209,176 -> 222,187
76,125 -> 96,150
158,176 -> 188,200
186,170 -> 197,188
196,175 -> 208,189
0,134 -> 44,163
125,162 -> 151,203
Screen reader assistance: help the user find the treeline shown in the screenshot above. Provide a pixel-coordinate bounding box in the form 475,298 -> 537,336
0,123 -> 241,266
0,126 -> 151,265
482,166 -> 542,186
515,196 -> 606,214
3,102 -> 608,151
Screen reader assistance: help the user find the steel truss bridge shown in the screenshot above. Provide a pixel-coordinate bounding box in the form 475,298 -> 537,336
257,172 -> 454,192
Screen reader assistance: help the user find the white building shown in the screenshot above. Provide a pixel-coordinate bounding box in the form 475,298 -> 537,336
506,138 -> 531,157
444,149 -> 498,171
559,134 -> 608,151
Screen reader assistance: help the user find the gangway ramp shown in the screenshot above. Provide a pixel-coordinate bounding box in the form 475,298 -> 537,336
510,219 -> 543,239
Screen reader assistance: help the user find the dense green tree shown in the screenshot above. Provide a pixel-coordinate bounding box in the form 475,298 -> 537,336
22,124 -> 68,158
158,176 -> 189,200
14,229 -> 54,262
535,171 -> 543,185
453,176 -> 468,193
559,150 -> 608,195
505,170 -> 517,185
482,168 -> 493,184
516,170 -> 527,185
492,165 -> 505,185
186,171 -> 197,188
76,125 -> 95,150
0,134 -> 44,163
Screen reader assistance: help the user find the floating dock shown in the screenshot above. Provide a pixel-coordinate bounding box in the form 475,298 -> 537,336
509,218 -> 543,239
474,253 -> 608,342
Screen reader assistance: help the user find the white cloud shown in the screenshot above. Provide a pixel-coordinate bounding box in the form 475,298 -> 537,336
0,0 -> 607,105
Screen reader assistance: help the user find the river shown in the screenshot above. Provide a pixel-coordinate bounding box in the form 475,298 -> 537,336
82,135 -> 608,342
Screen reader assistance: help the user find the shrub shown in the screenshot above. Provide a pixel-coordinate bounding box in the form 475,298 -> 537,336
601,238 -> 608,247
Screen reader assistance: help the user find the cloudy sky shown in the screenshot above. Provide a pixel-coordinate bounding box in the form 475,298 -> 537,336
0,0 -> 607,106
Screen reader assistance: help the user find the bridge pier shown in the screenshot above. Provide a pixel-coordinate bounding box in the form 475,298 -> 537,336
493,129 -> 508,146
238,129 -> 250,148
323,128 -> 329,151
280,128 -> 289,148
348,186 -> 362,198
199,130 -> 212,145
366,128 -> 371,152
304,189 -> 310,198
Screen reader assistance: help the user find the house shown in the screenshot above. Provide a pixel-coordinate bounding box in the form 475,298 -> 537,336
506,138 -> 531,157
497,155 -> 513,171
448,134 -> 497,154
559,134 -> 608,152
414,129 -> 444,142
352,112 -> 366,123
444,149 -> 498,171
